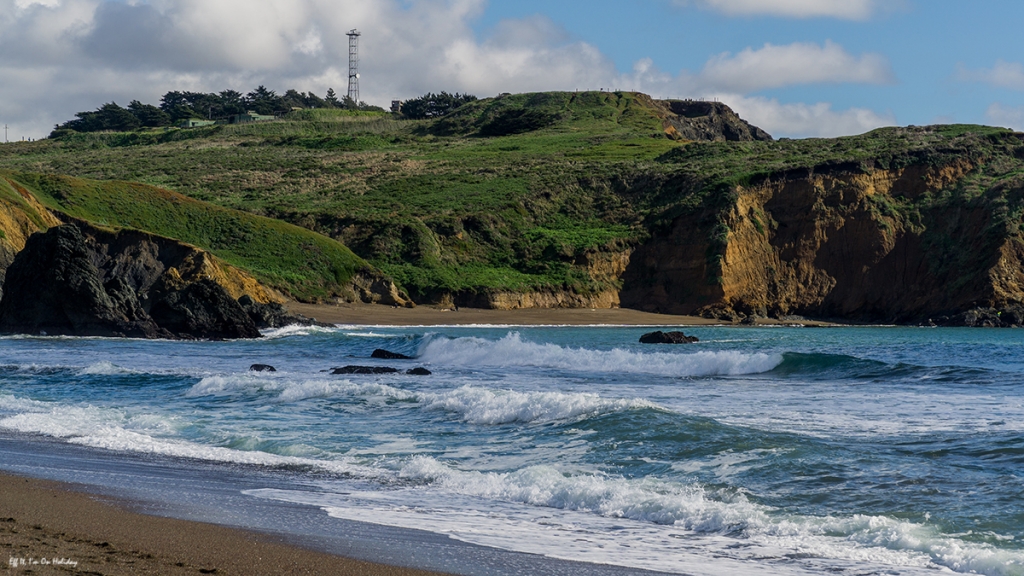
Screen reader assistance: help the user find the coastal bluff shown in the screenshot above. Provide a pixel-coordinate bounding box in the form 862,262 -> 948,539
0,222 -> 279,338
621,129 -> 1024,325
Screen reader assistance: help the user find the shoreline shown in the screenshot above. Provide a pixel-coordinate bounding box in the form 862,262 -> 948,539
0,435 -> 668,576
286,302 -> 834,327
0,470 -> 447,576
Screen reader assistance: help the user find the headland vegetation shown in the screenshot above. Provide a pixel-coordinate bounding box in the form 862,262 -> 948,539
0,89 -> 1023,334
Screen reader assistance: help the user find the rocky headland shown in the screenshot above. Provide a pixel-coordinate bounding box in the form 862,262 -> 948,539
1,92 -> 1023,329
0,221 -> 296,338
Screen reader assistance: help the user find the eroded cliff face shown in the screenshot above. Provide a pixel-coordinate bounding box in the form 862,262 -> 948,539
620,159 -> 1024,322
0,222 -> 278,338
0,178 -> 63,293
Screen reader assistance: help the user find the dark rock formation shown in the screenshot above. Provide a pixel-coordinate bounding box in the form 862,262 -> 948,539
238,295 -> 320,329
331,365 -> 400,375
249,364 -> 276,372
406,367 -> 431,375
930,306 -> 1024,328
0,223 -> 261,339
657,99 -> 773,142
148,278 -> 259,339
0,224 -> 168,338
371,349 -> 412,360
639,331 -> 699,344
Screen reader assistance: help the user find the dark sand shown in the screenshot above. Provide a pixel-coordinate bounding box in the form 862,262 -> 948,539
286,302 -> 832,327
0,472 -> 447,575
287,302 -> 719,326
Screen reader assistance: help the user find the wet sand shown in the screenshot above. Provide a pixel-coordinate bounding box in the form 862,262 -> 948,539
287,302 -> 720,326
0,471 -> 447,575
286,302 -> 832,327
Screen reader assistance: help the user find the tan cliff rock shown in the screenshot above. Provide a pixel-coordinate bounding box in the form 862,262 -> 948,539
620,159 -> 1024,322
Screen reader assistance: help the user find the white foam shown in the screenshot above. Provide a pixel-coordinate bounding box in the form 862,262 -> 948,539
251,457 -> 1024,576
78,361 -> 138,376
259,324 -> 340,339
0,396 -> 385,478
418,332 -> 782,377
0,393 -> 56,413
186,374 -> 417,403
188,373 -> 654,424
418,385 -> 659,425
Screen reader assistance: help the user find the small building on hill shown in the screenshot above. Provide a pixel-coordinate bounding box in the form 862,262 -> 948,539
233,111 -> 276,124
179,119 -> 216,128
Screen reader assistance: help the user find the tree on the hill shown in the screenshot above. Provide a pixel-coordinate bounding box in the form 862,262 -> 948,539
159,91 -> 203,122
325,88 -> 340,107
60,102 -> 141,132
218,90 -> 247,116
246,85 -> 281,115
127,100 -> 171,128
400,92 -> 477,119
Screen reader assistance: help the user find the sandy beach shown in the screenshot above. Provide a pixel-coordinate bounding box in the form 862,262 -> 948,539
286,302 -> 718,326
285,302 -> 835,327
0,471 -> 446,576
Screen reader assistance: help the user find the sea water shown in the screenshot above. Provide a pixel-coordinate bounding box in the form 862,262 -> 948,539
0,325 -> 1021,575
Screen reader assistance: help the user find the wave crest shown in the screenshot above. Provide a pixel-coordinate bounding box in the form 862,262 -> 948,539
418,332 -> 782,377
419,386 -> 659,425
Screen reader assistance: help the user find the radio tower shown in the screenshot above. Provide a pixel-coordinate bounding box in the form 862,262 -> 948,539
347,29 -> 361,104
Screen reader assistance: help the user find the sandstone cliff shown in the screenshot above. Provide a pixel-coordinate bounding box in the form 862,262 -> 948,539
621,128 -> 1024,323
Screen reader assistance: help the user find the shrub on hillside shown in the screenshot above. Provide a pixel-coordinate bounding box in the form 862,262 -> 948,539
400,92 -> 477,119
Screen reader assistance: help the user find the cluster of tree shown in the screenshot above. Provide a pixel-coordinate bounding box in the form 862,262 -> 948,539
53,86 -> 385,133
399,92 -> 478,119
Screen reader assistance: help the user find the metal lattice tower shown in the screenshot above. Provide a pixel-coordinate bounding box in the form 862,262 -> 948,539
347,29 -> 361,103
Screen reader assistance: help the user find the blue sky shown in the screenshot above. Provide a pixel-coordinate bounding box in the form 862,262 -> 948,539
1,0 -> 1022,139
473,0 -> 1024,129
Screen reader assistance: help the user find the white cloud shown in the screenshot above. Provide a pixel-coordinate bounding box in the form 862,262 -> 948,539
726,94 -> 896,138
0,0 -> 894,140
14,0 -> 61,8
986,103 -> 1024,131
681,0 -> 877,20
293,27 -> 323,57
957,60 -> 1024,91
694,41 -> 893,93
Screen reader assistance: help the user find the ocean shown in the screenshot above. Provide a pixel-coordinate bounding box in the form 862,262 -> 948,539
0,324 -> 1021,575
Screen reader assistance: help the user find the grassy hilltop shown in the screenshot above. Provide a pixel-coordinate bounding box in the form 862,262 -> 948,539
0,171 -> 372,301
2,91 -> 1024,317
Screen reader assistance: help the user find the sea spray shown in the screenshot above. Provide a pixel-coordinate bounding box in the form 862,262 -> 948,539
418,332 -> 783,376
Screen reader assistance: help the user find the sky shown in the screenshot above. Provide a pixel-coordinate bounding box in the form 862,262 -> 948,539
1,0 -> 1023,140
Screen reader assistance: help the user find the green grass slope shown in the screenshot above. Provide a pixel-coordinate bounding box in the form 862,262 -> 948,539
1,92 -> 1023,305
0,170 -> 371,301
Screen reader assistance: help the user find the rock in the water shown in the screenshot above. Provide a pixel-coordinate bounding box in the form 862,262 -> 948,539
931,305 -> 1024,328
371,348 -> 412,360
331,365 -> 399,375
249,364 -> 276,372
638,330 -> 699,344
0,222 -> 261,339
406,367 -> 431,375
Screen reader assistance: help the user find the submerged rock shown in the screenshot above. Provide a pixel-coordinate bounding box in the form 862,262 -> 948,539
406,367 -> 431,375
371,349 -> 412,360
249,364 -> 276,372
638,330 -> 699,344
331,365 -> 399,375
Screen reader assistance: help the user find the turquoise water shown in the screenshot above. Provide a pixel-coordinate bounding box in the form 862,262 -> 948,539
0,325 -> 1022,575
